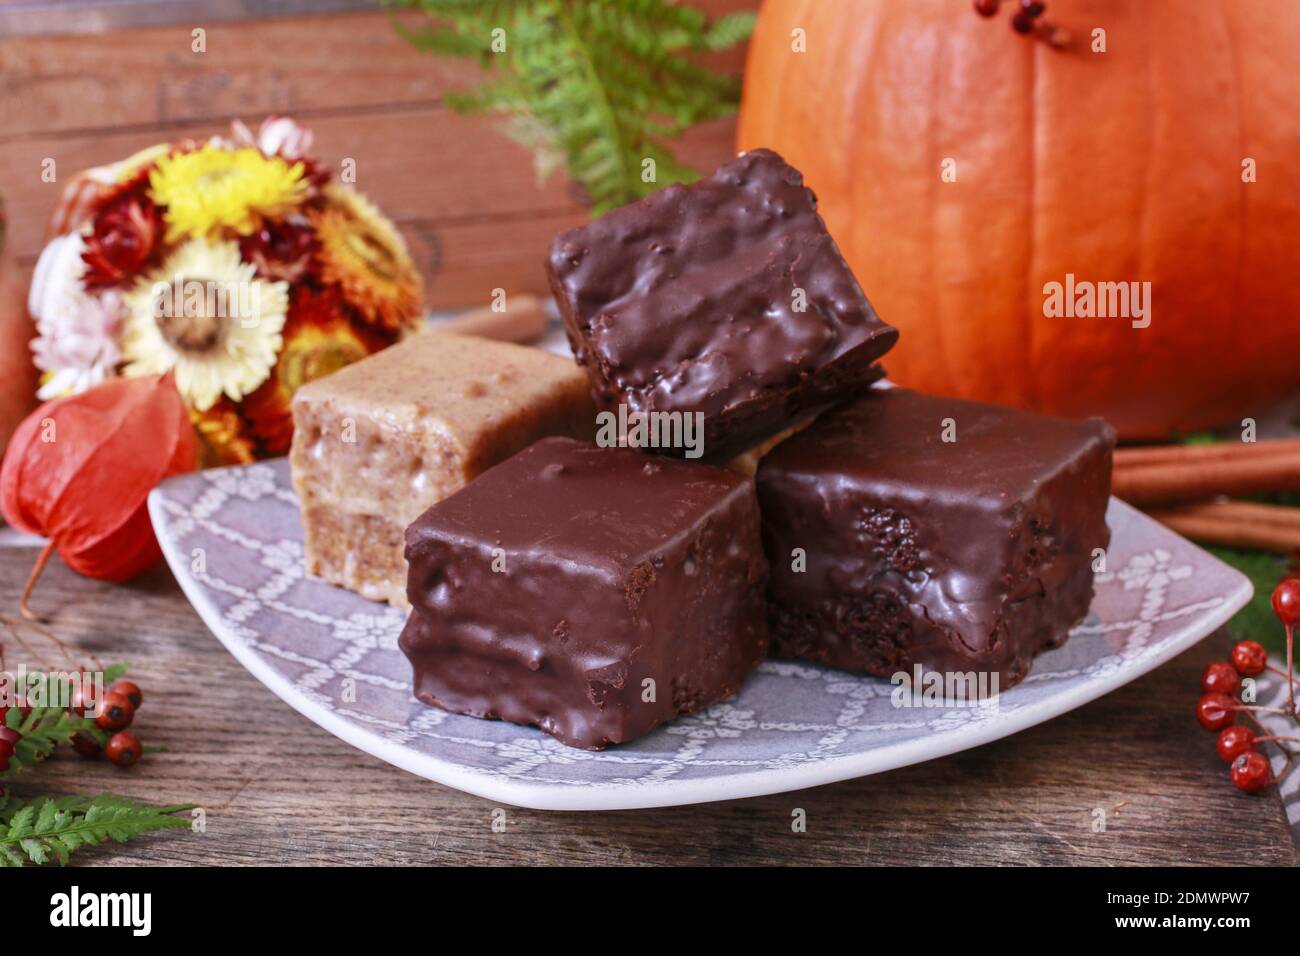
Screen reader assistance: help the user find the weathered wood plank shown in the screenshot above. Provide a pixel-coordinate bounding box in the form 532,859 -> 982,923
0,0 -> 377,39
0,12 -> 476,138
1,546 -> 1293,866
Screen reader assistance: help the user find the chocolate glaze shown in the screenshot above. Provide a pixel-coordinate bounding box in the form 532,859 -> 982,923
756,389 -> 1115,687
546,149 -> 898,460
399,437 -> 770,749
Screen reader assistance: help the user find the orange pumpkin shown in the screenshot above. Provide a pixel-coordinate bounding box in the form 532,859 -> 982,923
738,0 -> 1300,438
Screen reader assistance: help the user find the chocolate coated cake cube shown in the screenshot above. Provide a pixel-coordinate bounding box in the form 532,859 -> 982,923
756,389 -> 1114,687
399,437 -> 770,749
547,148 -> 897,460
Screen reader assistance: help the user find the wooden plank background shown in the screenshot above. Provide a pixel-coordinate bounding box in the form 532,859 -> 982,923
0,0 -> 378,37
0,1 -> 755,309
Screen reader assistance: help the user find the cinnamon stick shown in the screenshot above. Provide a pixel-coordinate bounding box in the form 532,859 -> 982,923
1114,438 -> 1300,469
1112,439 -> 1300,505
1143,500 -> 1300,553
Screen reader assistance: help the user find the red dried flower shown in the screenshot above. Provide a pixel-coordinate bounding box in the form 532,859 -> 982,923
81,189 -> 163,289
238,216 -> 318,283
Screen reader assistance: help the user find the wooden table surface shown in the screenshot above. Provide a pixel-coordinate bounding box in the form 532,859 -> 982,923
2,546 -> 1295,867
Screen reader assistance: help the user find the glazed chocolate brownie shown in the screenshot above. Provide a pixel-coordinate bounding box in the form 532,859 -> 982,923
399,437 -> 770,749
756,389 -> 1114,688
546,148 -> 897,460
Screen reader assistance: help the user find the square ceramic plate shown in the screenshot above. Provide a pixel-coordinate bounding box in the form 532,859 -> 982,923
148,459 -> 1251,811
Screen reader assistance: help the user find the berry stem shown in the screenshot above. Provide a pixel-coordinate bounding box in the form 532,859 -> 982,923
0,614 -> 55,673
1275,755 -> 1294,783
1287,623 -> 1297,717
20,613 -> 101,672
1233,704 -> 1291,716
1242,711 -> 1299,759
1266,661 -> 1296,678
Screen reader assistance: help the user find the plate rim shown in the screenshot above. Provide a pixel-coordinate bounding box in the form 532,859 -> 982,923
147,482 -> 1254,811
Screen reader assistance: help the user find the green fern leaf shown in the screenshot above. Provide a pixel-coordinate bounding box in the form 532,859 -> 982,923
394,20 -> 492,58
0,795 -> 194,867
702,12 -> 758,51
388,0 -> 753,214
103,662 -> 130,685
1,708 -> 97,777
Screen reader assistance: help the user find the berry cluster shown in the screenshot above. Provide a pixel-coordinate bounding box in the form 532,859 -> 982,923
0,678 -> 146,777
973,0 -> 1071,47
72,679 -> 145,769
1195,580 -> 1300,793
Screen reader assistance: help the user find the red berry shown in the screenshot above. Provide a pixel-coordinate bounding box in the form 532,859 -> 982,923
1230,751 -> 1273,793
108,680 -> 143,710
1271,579 -> 1300,626
1201,660 -> 1241,696
70,732 -> 102,758
95,691 -> 135,732
974,0 -> 1000,16
1216,725 -> 1256,763
1010,10 -> 1035,32
1231,640 -> 1268,677
0,726 -> 21,772
105,732 -> 141,769
1196,692 -> 1237,731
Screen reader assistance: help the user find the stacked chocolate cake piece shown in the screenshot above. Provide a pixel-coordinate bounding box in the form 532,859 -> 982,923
390,149 -> 1114,749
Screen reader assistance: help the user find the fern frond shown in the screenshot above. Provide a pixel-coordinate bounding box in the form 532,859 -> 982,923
394,19 -> 493,58
388,0 -> 753,213
702,11 -> 758,51
4,708 -> 98,778
103,663 -> 129,684
0,794 -> 194,867
445,76 -> 530,115
617,0 -> 720,39
498,113 -> 568,185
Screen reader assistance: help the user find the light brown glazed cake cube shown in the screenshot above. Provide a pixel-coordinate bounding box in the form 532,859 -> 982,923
290,331 -> 595,606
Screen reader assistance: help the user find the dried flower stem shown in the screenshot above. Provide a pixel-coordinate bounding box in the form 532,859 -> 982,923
19,541 -> 56,623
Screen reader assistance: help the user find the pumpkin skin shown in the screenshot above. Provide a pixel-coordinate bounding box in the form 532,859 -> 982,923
737,0 -> 1300,438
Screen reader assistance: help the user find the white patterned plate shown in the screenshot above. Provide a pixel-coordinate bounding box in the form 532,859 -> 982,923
148,460 -> 1251,810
